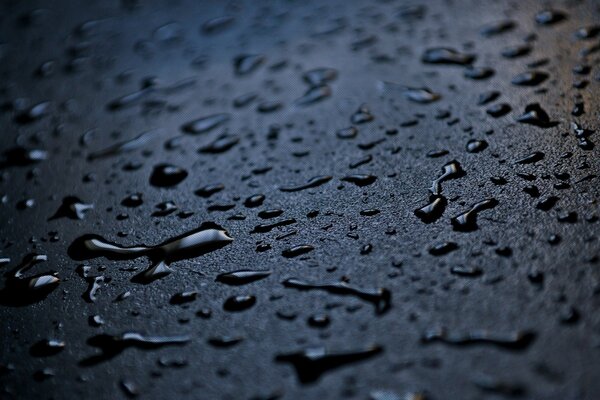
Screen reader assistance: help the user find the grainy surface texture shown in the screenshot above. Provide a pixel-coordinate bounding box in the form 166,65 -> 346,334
0,0 -> 599,399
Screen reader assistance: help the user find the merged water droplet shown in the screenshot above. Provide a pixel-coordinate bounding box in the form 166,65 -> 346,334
430,160 -> 465,195
68,222 -> 233,283
282,277 -> 391,314
81,332 -> 190,365
451,199 -> 498,232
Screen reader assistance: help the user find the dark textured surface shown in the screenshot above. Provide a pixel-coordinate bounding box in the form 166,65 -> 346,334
1,0 -> 599,399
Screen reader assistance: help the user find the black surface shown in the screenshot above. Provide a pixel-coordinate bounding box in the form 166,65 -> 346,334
1,0 -> 599,399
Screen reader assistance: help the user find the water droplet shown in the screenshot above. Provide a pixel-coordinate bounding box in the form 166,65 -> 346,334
422,48 -> 475,65
1,147 -> 47,168
202,15 -> 235,34
295,86 -> 332,106
429,242 -> 459,256
121,193 -> 143,208
450,265 -> 483,277
0,254 -> 60,306
464,67 -> 494,80
198,135 -> 239,154
279,176 -> 332,192
223,295 -> 256,311
244,194 -> 265,208
181,113 -> 230,135
281,245 -> 314,258
414,195 -> 447,223
422,328 -> 536,350
511,71 -> 548,86
575,25 -> 600,40
15,101 -> 50,124
258,209 -> 284,219
216,270 -> 271,285
501,44 -> 531,59
275,345 -> 383,384
252,219 -> 297,234
30,339 -> 65,357
336,127 -> 358,139
351,105 -> 374,124
149,164 -> 188,187
515,151 -> 544,165
516,104 -> 556,127
341,174 -> 377,187
207,336 -> 243,348
234,54 -> 266,75
478,91 -> 500,106
170,291 -> 198,305
307,314 -> 330,328
303,68 -> 338,86
403,87 -> 441,104
194,183 -> 224,198
466,139 -> 488,153
535,10 -> 567,25
480,20 -> 516,37
49,196 -> 93,220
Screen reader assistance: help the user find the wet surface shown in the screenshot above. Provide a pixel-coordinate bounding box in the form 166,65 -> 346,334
0,0 -> 599,399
